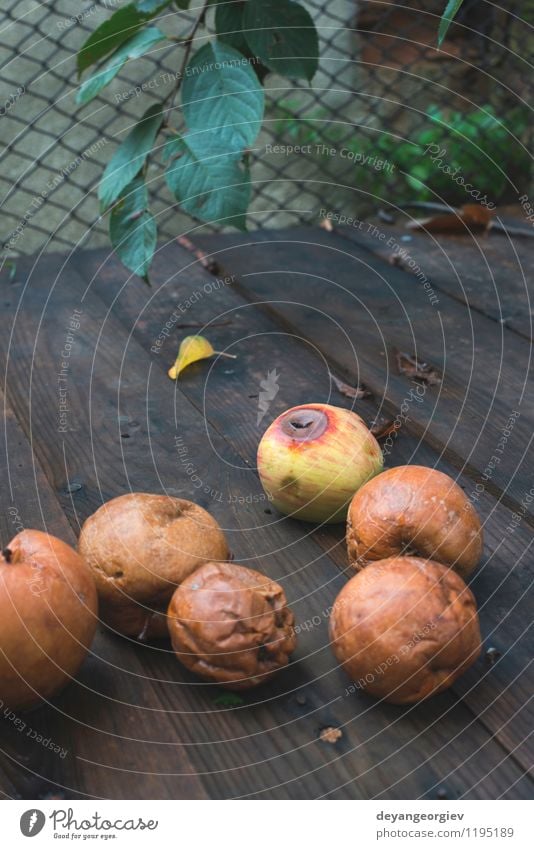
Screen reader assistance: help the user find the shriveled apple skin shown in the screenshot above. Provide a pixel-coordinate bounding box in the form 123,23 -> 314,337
330,556 -> 482,704
168,561 -> 296,689
78,493 -> 229,639
257,403 -> 383,524
347,465 -> 483,578
0,530 -> 98,711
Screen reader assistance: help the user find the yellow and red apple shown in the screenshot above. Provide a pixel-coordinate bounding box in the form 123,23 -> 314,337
257,403 -> 383,523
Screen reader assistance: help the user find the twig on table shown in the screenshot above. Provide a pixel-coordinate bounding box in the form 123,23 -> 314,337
175,319 -> 233,329
177,234 -> 220,274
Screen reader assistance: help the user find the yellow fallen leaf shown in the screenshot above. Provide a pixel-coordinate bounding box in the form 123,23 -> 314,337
168,334 -> 236,380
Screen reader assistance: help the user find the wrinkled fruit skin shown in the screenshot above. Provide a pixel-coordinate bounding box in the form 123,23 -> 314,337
0,530 -> 98,711
347,465 -> 483,579
257,403 -> 383,524
78,493 -> 229,639
330,556 -> 481,704
168,561 -> 296,689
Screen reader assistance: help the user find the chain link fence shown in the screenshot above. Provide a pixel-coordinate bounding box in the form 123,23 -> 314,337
1,0 -> 532,259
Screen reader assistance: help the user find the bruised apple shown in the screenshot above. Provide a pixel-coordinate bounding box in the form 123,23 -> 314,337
78,493 -> 229,639
330,556 -> 482,704
0,530 -> 98,711
347,465 -> 483,578
257,403 -> 383,523
168,561 -> 296,689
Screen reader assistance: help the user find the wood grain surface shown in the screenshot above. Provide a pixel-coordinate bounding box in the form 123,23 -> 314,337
0,228 -> 532,799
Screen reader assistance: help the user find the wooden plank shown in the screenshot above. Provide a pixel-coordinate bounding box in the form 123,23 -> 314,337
335,219 -> 534,342
0,388 -> 206,800
70,243 -> 534,790
2,252 -> 531,798
179,232 -> 534,762
192,227 -> 534,522
0,255 -> 396,799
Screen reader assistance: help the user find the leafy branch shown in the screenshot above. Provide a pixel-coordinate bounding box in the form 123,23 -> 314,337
167,0 -> 210,110
75,0 -> 464,283
76,0 -> 319,283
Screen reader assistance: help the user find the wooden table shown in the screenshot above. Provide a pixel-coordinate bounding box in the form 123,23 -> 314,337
1,221 -> 532,800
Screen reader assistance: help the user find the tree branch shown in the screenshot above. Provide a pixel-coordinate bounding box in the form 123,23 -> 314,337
165,0 -> 211,119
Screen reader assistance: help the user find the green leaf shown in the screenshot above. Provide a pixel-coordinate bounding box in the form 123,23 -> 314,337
77,4 -> 144,76
438,0 -> 464,46
407,164 -> 431,184
165,134 -> 251,228
215,1 -> 250,55
174,0 -> 191,8
135,0 -> 173,11
162,134 -> 184,162
99,103 -> 164,211
3,260 -> 17,282
182,41 -> 264,151
77,2 -> 172,76
109,175 -> 156,282
243,0 -> 318,81
427,105 -> 443,121
76,27 -> 166,105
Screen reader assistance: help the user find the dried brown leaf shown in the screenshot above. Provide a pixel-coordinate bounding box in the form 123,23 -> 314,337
370,415 -> 398,439
329,372 -> 372,400
406,203 -> 494,234
396,351 -> 441,385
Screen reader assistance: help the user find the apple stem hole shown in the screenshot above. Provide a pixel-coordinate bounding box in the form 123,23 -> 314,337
2,548 -> 13,563
280,409 -> 328,439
